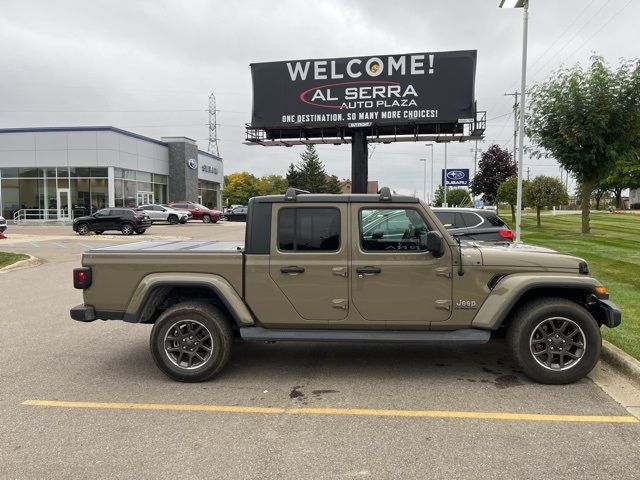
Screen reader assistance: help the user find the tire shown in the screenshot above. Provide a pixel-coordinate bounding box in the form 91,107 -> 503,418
95,230 -> 103,235
150,302 -> 233,382
507,297 -> 601,384
121,223 -> 134,235
202,214 -> 212,223
77,223 -> 89,236
179,218 -> 187,224
135,229 -> 146,234
168,215 -> 179,225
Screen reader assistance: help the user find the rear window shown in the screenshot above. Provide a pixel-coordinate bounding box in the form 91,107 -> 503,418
484,214 -> 506,227
435,211 -> 455,227
278,208 -> 340,252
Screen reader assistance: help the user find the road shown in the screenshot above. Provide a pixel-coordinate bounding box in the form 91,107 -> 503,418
1,223 -> 639,479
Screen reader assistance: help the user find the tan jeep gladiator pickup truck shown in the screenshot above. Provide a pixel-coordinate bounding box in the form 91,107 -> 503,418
70,188 -> 621,384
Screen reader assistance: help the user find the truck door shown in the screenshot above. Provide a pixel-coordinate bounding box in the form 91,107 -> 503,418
269,204 -> 349,321
351,205 -> 453,325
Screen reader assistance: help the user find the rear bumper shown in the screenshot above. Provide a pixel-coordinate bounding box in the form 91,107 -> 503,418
70,304 -> 96,322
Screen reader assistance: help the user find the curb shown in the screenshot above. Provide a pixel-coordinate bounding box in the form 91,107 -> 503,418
0,254 -> 42,273
601,340 -> 640,388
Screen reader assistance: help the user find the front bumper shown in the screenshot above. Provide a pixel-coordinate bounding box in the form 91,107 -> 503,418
70,304 -> 96,322
589,297 -> 622,328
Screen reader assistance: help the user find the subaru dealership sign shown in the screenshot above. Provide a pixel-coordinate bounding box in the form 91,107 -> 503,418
441,168 -> 470,187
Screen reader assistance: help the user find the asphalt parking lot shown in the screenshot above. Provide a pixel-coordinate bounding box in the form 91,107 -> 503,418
1,222 -> 639,479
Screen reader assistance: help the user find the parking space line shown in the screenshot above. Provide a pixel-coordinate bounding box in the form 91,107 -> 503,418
52,242 -> 67,249
79,243 -> 93,249
29,241 -> 40,248
22,400 -> 639,424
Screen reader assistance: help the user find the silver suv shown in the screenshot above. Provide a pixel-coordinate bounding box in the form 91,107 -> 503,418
138,205 -> 189,225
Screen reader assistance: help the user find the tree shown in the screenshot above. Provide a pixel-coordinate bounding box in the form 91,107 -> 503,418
286,145 -> 341,193
222,172 -> 258,205
599,154 -> 640,208
527,56 -> 640,233
523,175 -> 568,227
470,145 -> 516,204
286,163 -> 301,188
496,176 -> 531,223
255,174 -> 288,196
433,187 -> 471,207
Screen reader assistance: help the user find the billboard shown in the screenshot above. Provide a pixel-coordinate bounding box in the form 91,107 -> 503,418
250,50 -> 477,131
441,168 -> 470,187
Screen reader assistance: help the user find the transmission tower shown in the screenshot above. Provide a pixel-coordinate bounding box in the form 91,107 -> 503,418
208,92 -> 220,157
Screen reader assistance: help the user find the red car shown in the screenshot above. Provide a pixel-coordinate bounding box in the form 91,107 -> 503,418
167,202 -> 221,223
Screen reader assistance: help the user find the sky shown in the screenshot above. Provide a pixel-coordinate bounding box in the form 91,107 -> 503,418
0,0 -> 637,197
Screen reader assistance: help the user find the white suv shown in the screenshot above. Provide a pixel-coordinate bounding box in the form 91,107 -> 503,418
138,205 -> 189,225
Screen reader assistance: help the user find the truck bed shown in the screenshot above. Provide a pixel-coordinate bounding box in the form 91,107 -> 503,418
82,240 -> 245,312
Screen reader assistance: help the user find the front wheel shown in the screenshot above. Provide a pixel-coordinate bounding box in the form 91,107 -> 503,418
121,223 -> 134,235
77,223 -> 89,235
135,229 -> 146,234
168,215 -> 179,225
507,298 -> 601,384
202,214 -> 212,223
150,302 -> 233,382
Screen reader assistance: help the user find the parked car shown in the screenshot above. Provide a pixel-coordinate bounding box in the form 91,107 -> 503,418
73,208 -> 151,236
0,215 -> 6,232
138,204 -> 189,224
224,204 -> 245,214
223,206 -> 248,222
167,202 -> 221,223
432,208 -> 513,242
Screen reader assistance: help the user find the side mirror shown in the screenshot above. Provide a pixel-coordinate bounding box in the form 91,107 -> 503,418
421,231 -> 445,258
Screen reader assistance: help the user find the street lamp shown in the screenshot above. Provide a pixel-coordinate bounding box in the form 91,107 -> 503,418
423,143 -> 434,204
418,159 -> 427,203
500,0 -> 528,243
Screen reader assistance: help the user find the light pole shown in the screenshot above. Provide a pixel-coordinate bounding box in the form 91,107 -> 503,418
500,0 -> 528,243
424,143 -> 434,204
419,158 -> 427,202
443,142 -> 448,207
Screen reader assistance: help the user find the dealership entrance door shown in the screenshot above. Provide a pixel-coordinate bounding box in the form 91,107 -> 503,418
136,191 -> 154,206
57,188 -> 70,221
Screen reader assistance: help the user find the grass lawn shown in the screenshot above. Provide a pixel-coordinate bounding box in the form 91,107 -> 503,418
0,251 -> 29,269
504,212 -> 640,360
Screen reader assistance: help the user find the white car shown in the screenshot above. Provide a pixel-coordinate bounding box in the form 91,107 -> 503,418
138,204 -> 189,225
0,215 -> 6,232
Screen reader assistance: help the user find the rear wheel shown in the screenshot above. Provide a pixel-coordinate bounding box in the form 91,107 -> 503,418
95,230 -> 103,235
121,223 -> 134,235
507,297 -> 601,384
168,215 -> 179,225
202,214 -> 212,223
77,223 -> 89,235
150,302 -> 233,382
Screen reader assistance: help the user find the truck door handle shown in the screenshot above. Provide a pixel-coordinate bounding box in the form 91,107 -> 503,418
356,266 -> 381,277
280,266 -> 305,275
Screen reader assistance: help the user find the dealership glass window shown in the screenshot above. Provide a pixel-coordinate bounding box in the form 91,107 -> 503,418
1,168 -> 19,178
198,180 -> 219,209
19,168 -> 41,178
1,178 -> 19,218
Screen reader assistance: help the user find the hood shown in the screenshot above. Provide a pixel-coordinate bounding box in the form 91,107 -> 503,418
73,215 -> 94,223
463,241 -> 587,272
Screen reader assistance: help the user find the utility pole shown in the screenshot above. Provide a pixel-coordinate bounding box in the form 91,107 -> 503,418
208,93 -> 220,157
443,142 -> 448,207
527,167 -> 530,181
504,92 -> 519,161
470,142 -> 481,204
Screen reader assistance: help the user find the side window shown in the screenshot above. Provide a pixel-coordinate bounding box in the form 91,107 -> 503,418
94,209 -> 109,217
460,212 -> 482,228
360,208 -> 431,252
278,208 -> 340,252
435,211 -> 455,228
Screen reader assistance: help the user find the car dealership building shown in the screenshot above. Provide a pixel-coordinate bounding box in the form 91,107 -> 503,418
0,126 -> 223,220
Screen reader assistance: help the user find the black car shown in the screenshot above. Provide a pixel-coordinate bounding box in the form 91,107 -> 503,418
223,206 -> 247,222
432,208 -> 513,242
73,208 -> 151,236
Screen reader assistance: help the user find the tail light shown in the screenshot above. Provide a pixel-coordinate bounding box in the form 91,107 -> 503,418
499,229 -> 514,241
73,267 -> 92,289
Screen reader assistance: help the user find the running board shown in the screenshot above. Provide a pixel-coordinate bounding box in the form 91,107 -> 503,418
239,327 -> 490,344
